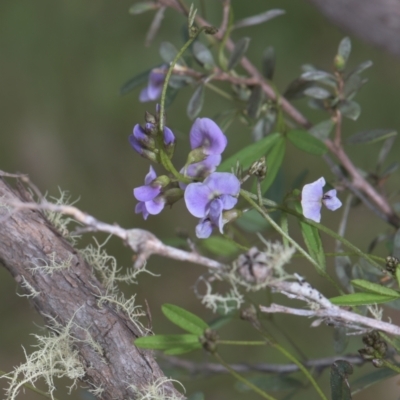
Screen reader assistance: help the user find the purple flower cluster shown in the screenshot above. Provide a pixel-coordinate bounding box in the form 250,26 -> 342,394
130,114 -> 239,238
301,177 -> 342,223
185,172 -> 240,238
139,66 -> 167,103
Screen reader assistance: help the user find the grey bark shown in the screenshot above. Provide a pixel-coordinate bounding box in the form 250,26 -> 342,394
309,0 -> 400,58
0,177 -> 183,400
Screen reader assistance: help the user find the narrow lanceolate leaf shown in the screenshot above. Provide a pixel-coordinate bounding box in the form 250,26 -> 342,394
347,129 -> 397,145
351,368 -> 396,395
262,46 -> 276,80
247,86 -> 263,119
287,130 -> 327,155
233,9 -> 285,29
337,37 -> 352,66
201,236 -> 240,257
218,132 -> 280,172
351,279 -> 400,297
304,86 -> 332,99
159,41 -> 179,64
347,60 -> 373,78
283,78 -> 314,100
187,85 -> 204,120
339,100 -> 361,121
260,136 -> 285,194
301,70 -> 334,82
309,119 -> 335,140
135,334 -> 200,349
330,360 -> 353,400
162,304 -> 209,335
330,292 -> 400,306
120,67 -> 154,95
129,2 -> 156,15
164,342 -> 202,355
295,203 -> 326,274
227,37 -> 250,70
192,41 -> 215,68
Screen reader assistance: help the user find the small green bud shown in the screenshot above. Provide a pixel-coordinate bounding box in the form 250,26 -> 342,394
186,148 -> 207,165
372,359 -> 384,368
249,156 -> 267,180
163,188 -> 184,206
204,26 -> 218,35
153,175 -> 170,188
334,54 -> 345,71
386,256 -> 399,275
141,149 -> 159,163
145,111 -> 156,125
222,209 -> 242,226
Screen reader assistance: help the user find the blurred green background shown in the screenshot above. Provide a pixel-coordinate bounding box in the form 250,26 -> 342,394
1,0 -> 400,399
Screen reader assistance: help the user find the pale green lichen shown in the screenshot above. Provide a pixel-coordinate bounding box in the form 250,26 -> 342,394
44,189 -> 81,245
30,252 -> 73,275
129,377 -> 185,400
17,276 -> 40,299
4,314 -> 86,400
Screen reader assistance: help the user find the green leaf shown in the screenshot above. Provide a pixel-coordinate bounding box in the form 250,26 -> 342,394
208,314 -> 234,330
304,86 -> 331,99
235,209 -> 269,232
346,129 -> 397,145
301,70 -> 334,82
335,255 -> 353,293
339,100 -> 361,121
344,73 -> 366,99
260,135 -> 286,194
338,37 -> 352,66
247,86 -> 263,119
233,9 -> 285,29
187,85 -> 204,120
129,2 -> 156,15
330,292 -> 400,306
162,304 -> 209,335
218,132 -> 280,172
392,228 -> 400,259
120,67 -> 154,96
295,203 -> 326,274
309,119 -> 335,141
187,392 -> 205,400
164,86 -> 179,108
351,368 -> 396,395
262,46 -> 276,80
347,60 -> 373,78
330,360 -> 353,400
164,342 -> 202,355
287,130 -> 327,155
159,42 -> 179,64
283,77 -> 314,100
227,37 -> 250,70
135,334 -> 200,349
333,326 -> 349,354
351,279 -> 400,297
192,41 -> 215,68
201,236 -> 240,257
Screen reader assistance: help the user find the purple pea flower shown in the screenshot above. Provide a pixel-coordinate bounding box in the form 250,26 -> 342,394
129,123 -> 175,157
180,118 -> 228,185
134,166 -> 166,220
301,177 -> 342,223
184,172 -> 241,238
139,66 -> 167,103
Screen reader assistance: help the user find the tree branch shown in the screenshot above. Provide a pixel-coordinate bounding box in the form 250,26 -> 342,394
0,176 -> 184,400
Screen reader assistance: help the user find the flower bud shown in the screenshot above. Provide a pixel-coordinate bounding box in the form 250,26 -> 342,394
141,149 -> 159,163
386,256 -> 399,275
334,54 -> 345,71
222,209 -> 242,226
163,188 -> 184,206
145,111 -> 156,125
372,359 -> 384,368
153,175 -> 170,188
249,156 -> 267,180
186,148 -> 207,165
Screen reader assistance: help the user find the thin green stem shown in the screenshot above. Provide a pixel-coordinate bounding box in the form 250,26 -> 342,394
272,343 -> 328,400
217,340 -> 266,346
382,360 -> 400,374
205,82 -> 234,100
0,370 -> 59,400
159,150 -> 191,183
213,353 -> 278,400
242,189 -> 383,271
159,30 -> 204,133
241,189 -> 341,290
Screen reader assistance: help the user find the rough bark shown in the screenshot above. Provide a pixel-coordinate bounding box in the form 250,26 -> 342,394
309,0 -> 400,58
0,177 -> 182,400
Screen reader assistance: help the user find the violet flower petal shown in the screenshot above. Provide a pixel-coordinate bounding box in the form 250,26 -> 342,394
220,194 -> 238,210
204,172 -> 241,197
189,118 -> 227,155
139,88 -> 151,102
196,218 -> 213,239
208,199 -> 223,227
145,197 -> 165,215
163,126 -> 175,146
139,67 -> 166,103
135,202 -> 149,220
323,189 -> 342,211
134,185 -> 161,202
144,166 -> 157,185
129,135 -> 143,154
302,201 -> 322,223
184,182 -> 212,218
